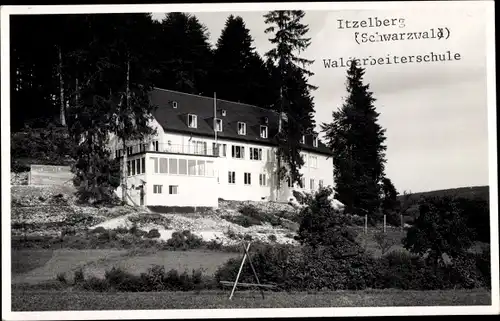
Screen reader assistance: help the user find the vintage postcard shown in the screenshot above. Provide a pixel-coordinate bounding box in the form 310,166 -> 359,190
1,1 -> 498,320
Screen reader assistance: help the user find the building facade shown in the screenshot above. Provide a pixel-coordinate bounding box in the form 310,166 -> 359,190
108,88 -> 334,209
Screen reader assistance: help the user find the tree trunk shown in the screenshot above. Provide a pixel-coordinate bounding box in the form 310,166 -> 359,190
121,136 -> 128,204
57,46 -> 66,127
121,59 -> 131,204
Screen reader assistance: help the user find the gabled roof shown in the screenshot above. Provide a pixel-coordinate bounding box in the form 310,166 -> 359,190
150,88 -> 332,156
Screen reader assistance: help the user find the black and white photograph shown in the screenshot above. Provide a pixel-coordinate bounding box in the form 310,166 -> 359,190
1,1 -> 498,319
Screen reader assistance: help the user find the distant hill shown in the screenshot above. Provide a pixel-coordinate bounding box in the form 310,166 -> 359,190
397,186 -> 490,203
396,185 -> 490,222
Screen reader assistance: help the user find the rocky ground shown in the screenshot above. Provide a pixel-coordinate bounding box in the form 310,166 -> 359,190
11,174 -> 300,245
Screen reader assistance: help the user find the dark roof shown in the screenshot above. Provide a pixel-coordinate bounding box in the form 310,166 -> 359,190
150,88 -> 332,156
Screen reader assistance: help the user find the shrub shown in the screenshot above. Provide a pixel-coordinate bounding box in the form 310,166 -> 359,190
243,234 -> 253,241
105,267 -> 144,292
474,245 -> 491,288
146,229 -> 161,239
238,205 -> 281,226
114,226 -> 129,234
222,214 -> 261,227
403,196 -> 476,266
268,234 -> 277,242
90,226 -> 107,234
298,187 -> 364,258
74,268 -> 85,284
81,276 -> 110,292
165,230 -> 203,250
56,272 -> 67,284
129,213 -> 172,229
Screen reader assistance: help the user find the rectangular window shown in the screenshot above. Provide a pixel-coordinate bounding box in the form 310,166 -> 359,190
244,173 -> 251,185
188,114 -> 197,128
222,144 -> 227,157
215,118 -> 223,132
310,179 -> 315,190
231,145 -> 245,159
309,156 -> 318,168
127,161 -> 131,176
169,158 -> 178,174
260,125 -> 268,139
131,160 -> 136,175
319,179 -> 324,188
153,185 -> 162,194
197,160 -> 206,176
300,177 -> 305,189
141,157 -> 145,173
151,157 -> 158,174
287,177 -> 292,188
250,147 -> 263,161
178,159 -> 187,175
228,171 -> 236,184
169,185 -> 179,194
259,174 -> 267,186
206,161 -> 214,177
313,135 -> 318,147
237,122 -> 246,135
300,135 -> 305,144
153,140 -> 159,152
188,159 -> 197,175
137,158 -> 142,175
160,158 -> 168,173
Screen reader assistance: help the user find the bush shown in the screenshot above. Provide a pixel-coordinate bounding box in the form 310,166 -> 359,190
403,196 -> 476,266
165,230 -> 203,250
90,226 -> 107,234
146,229 -> 161,239
105,267 -> 144,292
222,214 -> 261,228
238,205 -> 281,227
268,234 -> 277,242
129,213 -> 172,229
56,272 -> 67,284
74,268 -> 85,284
81,276 -> 110,292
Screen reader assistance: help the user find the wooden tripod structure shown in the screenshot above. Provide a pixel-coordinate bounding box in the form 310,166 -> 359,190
220,241 -> 276,300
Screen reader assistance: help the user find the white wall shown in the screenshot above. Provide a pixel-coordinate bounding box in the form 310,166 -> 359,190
160,132 -> 334,202
107,119 -> 334,206
144,152 -> 219,208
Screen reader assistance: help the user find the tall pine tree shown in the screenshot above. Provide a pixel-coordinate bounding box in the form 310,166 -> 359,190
321,60 -> 387,221
210,15 -> 273,107
153,13 -> 213,94
263,10 -> 317,191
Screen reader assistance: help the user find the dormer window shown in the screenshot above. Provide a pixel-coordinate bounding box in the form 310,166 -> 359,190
260,125 -> 268,139
188,114 -> 197,128
221,110 -> 227,117
300,135 -> 305,144
172,101 -> 178,109
237,122 -> 246,135
215,118 -> 223,132
313,135 -> 318,147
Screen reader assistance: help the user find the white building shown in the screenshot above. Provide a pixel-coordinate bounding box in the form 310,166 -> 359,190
108,88 -> 334,210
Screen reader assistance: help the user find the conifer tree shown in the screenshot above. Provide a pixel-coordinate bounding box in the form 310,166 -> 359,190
263,10 -> 317,191
210,15 -> 273,107
321,60 -> 387,220
154,13 -> 213,94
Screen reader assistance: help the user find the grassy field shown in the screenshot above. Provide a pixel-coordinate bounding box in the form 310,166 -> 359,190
11,289 -> 491,311
11,249 -> 240,284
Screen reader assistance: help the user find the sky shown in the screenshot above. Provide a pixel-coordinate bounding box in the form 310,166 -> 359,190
152,2 -> 491,194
